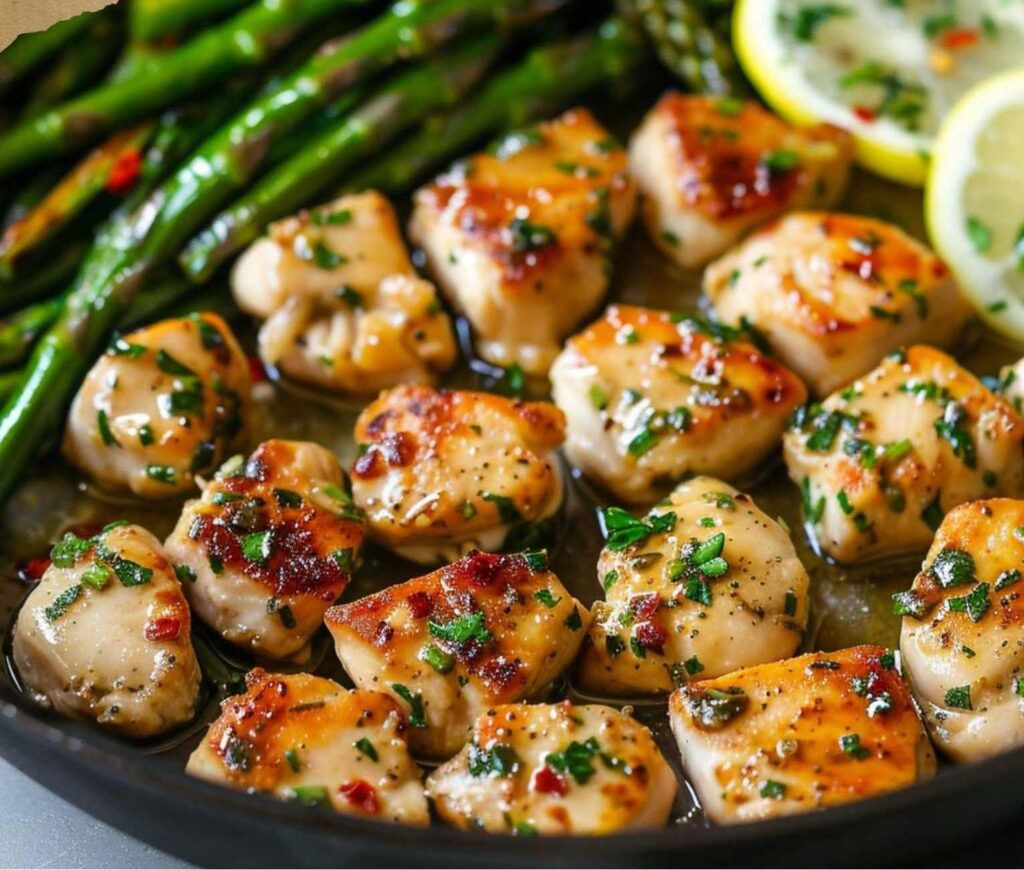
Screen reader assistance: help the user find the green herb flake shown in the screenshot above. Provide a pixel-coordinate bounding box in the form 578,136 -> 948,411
421,644 -> 455,675
354,737 -> 378,762
44,583 -> 82,622
391,683 -> 426,727
428,611 -> 492,646
839,733 -> 871,760
944,685 -> 972,710
242,531 -> 272,565
760,779 -> 787,799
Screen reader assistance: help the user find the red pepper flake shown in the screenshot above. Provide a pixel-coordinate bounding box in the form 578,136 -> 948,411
247,356 -> 267,384
635,621 -> 668,655
532,766 -> 568,796
852,105 -> 877,123
406,590 -> 434,619
629,592 -> 660,621
339,779 -> 379,815
941,27 -> 979,50
18,556 -> 51,583
144,616 -> 182,642
105,148 -> 143,195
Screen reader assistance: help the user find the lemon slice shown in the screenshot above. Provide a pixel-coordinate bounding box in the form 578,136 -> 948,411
926,68 -> 1024,342
734,0 -> 1024,186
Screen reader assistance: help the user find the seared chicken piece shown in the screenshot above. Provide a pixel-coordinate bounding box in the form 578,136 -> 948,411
550,305 -> 806,504
232,191 -> 456,394
426,700 -> 676,836
705,212 -> 970,397
350,385 -> 565,565
785,346 -> 1024,563
164,440 -> 365,661
325,550 -> 589,758
62,313 -> 250,498
187,669 -> 428,824
629,93 -> 852,269
13,523 -> 200,738
577,476 -> 809,695
898,499 -> 1024,763
409,108 -> 636,375
669,646 -> 935,825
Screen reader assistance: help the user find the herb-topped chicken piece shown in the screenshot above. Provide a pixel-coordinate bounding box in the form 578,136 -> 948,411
350,385 -> 565,565
231,191 -> 456,394
785,346 -> 1024,563
705,212 -> 970,396
577,477 -> 809,696
13,523 -> 200,738
550,305 -> 807,504
186,669 -> 428,825
897,499 -> 1024,763
426,700 -> 676,836
669,646 -> 936,824
62,313 -> 250,498
164,440 -> 365,661
325,550 -> 589,758
629,93 -> 852,269
409,108 -> 636,376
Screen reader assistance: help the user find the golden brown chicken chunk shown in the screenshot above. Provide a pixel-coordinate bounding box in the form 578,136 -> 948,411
577,476 -> 809,695
13,523 -> 200,738
62,313 -> 250,498
325,550 -> 589,758
426,701 -> 676,836
350,385 -> 565,565
898,499 -> 1024,763
550,305 -> 807,504
705,212 -> 970,396
409,108 -> 636,375
231,191 -> 456,393
164,440 -> 365,661
186,669 -> 428,824
629,93 -> 852,269
785,346 -> 1024,563
669,646 -> 935,824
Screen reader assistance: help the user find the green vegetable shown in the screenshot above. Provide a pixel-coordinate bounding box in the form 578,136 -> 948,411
353,737 -> 378,762
468,742 -> 521,778
599,506 -> 676,551
687,686 -> 748,730
545,737 -> 600,784
44,583 -> 82,622
429,611 -> 493,646
391,683 -> 427,728
0,11 -> 96,98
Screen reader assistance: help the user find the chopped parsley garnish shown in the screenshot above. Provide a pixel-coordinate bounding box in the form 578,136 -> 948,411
353,737 -> 378,762
944,685 -> 972,710
138,424 -> 154,446
522,550 -> 548,573
687,687 -> 748,730
839,733 -> 871,760
509,218 -> 557,254
533,588 -> 561,608
311,208 -> 352,226
331,548 -> 354,573
929,548 -> 975,588
274,488 -> 303,508
391,683 -> 426,727
336,285 -> 363,308
283,748 -> 301,773
81,563 -> 113,589
44,583 -> 81,621
421,644 -> 455,674
482,492 -> 521,524
606,635 -> 625,656
311,240 -> 345,270
428,611 -> 493,646
784,590 -> 798,617
242,531 -> 272,565
156,350 -> 195,377
996,569 -> 1021,591
145,464 -> 177,485
174,564 -> 196,584
108,337 -> 146,358
760,780 -> 786,800
761,149 -> 800,174
892,589 -> 932,619
468,742 -> 521,778
97,409 -> 118,447
966,216 -> 992,253
599,506 -> 676,551
947,582 -> 990,623
801,476 -> 825,525
683,655 -> 704,676
545,737 -> 600,785
285,785 -> 331,808
51,531 -> 92,568
588,384 -> 609,410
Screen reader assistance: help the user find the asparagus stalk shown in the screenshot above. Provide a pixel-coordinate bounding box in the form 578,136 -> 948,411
0,0 -> 371,176
0,0 -> 565,504
19,11 -> 124,119
0,124 -> 157,279
131,0 -> 253,42
0,241 -> 88,315
0,11 -> 96,97
180,34 -> 503,281
347,18 -> 646,196
617,0 -> 746,95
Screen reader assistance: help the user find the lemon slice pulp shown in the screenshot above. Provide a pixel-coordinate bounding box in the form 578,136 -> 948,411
734,0 -> 1024,186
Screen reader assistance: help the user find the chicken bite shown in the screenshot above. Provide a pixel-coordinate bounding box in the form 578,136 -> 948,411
898,499 -> 1024,763
577,476 -> 809,696
785,346 -> 1024,564
350,385 -> 565,565
13,523 -> 200,738
232,191 -> 456,393
550,305 -> 807,504
325,550 -> 589,758
187,669 -> 428,825
629,93 -> 852,269
62,313 -> 250,498
164,440 -> 365,661
426,700 -> 676,836
409,108 -> 636,375
705,212 -> 970,397
669,646 -> 935,825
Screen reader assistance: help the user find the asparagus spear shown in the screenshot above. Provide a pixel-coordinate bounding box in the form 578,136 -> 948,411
0,11 -> 96,97
0,124 -> 157,279
347,17 -> 646,196
617,0 -> 746,95
0,0 -> 371,176
19,11 -> 124,119
180,34 -> 502,281
0,0 -> 565,504
131,0 -> 253,42
0,242 -> 88,315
